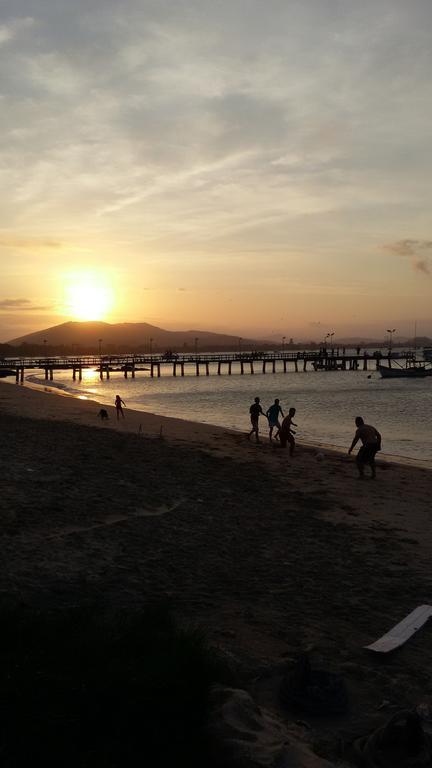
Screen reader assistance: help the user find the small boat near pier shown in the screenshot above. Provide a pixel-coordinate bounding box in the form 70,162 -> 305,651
379,360 -> 432,378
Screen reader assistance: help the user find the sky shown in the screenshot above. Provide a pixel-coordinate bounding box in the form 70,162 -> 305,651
1,0 -> 431,342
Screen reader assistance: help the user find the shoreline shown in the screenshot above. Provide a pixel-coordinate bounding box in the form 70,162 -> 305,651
2,375 -> 431,470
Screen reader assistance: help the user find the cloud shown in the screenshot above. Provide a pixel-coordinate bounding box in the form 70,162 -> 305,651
384,239 -> 432,274
0,16 -> 34,46
414,259 -> 430,275
0,298 -> 52,310
0,236 -> 62,249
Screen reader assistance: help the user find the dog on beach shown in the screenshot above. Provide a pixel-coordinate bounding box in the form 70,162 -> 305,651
98,408 -> 109,420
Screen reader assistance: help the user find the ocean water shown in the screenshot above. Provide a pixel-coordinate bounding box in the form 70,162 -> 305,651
26,363 -> 432,463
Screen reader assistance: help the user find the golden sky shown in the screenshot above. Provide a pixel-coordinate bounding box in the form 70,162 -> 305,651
1,1 -> 432,342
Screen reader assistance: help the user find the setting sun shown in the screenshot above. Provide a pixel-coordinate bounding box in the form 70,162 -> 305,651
65,273 -> 114,321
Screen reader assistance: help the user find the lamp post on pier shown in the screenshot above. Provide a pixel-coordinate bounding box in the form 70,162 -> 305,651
325,332 -> 333,350
386,328 -> 396,353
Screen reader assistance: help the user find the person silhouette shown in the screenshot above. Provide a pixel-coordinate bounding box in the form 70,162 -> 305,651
248,397 -> 264,443
115,394 -> 126,420
279,407 -> 297,455
348,416 -> 381,478
266,398 -> 284,441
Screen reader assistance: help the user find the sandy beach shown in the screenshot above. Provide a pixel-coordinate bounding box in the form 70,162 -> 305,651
1,381 -> 432,760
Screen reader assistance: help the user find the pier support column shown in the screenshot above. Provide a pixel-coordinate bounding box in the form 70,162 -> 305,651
157,364 -> 161,378
124,368 -> 128,378
294,360 -> 298,372
44,368 -> 49,380
303,360 -> 307,371
106,367 -> 110,380
363,357 -> 368,371
181,363 -> 184,376
20,367 -> 24,383
240,361 -> 244,374
15,368 -> 19,383
99,366 -> 103,380
228,362 -> 232,375
217,362 -> 221,375
173,363 -> 177,377
131,365 -> 135,378
205,362 -> 209,376
262,361 -> 266,374
73,368 -> 77,381
195,362 -> 200,376
151,364 -> 154,378
272,360 -> 276,373
49,368 -> 53,380
78,367 -> 82,381
283,360 -> 287,373
250,362 -> 254,374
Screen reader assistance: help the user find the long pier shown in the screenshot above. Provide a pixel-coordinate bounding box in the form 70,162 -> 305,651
0,350 -> 415,382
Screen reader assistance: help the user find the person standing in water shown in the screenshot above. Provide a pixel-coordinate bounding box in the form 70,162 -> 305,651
248,397 -> 265,443
266,398 -> 284,442
348,416 -> 381,478
279,407 -> 297,455
115,394 -> 126,420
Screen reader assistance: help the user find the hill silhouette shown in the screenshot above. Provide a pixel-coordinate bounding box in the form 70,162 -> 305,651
8,321 -> 272,353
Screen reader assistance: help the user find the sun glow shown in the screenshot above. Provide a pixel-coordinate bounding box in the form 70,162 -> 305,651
65,273 -> 114,321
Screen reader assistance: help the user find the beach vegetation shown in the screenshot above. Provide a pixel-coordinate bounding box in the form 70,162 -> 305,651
0,603 -> 231,767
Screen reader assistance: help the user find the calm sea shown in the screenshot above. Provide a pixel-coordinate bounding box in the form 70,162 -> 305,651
26,361 -> 432,464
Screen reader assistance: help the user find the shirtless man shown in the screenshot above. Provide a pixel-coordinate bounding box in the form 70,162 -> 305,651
248,397 -> 265,443
266,398 -> 284,441
348,416 -> 381,478
279,407 -> 297,455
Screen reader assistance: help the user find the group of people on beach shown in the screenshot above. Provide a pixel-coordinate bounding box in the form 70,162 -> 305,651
248,397 -> 382,479
248,397 -> 297,454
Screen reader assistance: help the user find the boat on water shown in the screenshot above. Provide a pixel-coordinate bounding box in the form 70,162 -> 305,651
379,361 -> 432,378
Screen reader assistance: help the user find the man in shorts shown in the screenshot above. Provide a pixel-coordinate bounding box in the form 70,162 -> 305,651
348,416 -> 382,478
266,398 -> 284,441
248,397 -> 265,443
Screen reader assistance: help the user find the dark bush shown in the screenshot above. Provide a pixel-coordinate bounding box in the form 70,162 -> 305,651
0,604 -> 230,767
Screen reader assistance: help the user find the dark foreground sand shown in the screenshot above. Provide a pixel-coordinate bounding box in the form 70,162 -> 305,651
1,382 -> 432,760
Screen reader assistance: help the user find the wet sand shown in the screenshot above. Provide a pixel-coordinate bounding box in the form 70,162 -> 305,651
1,381 -> 432,756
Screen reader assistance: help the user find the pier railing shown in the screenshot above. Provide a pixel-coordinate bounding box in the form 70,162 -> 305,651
0,350 -> 416,382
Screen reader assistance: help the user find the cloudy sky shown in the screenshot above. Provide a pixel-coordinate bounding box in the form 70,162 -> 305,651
1,0 -> 431,341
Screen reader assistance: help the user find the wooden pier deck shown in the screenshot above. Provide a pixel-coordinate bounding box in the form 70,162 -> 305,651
0,350 -> 415,382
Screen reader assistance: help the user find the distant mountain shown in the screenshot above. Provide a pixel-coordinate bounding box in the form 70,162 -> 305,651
8,321 -> 272,353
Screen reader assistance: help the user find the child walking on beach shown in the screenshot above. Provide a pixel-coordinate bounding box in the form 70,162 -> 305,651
115,394 -> 126,420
